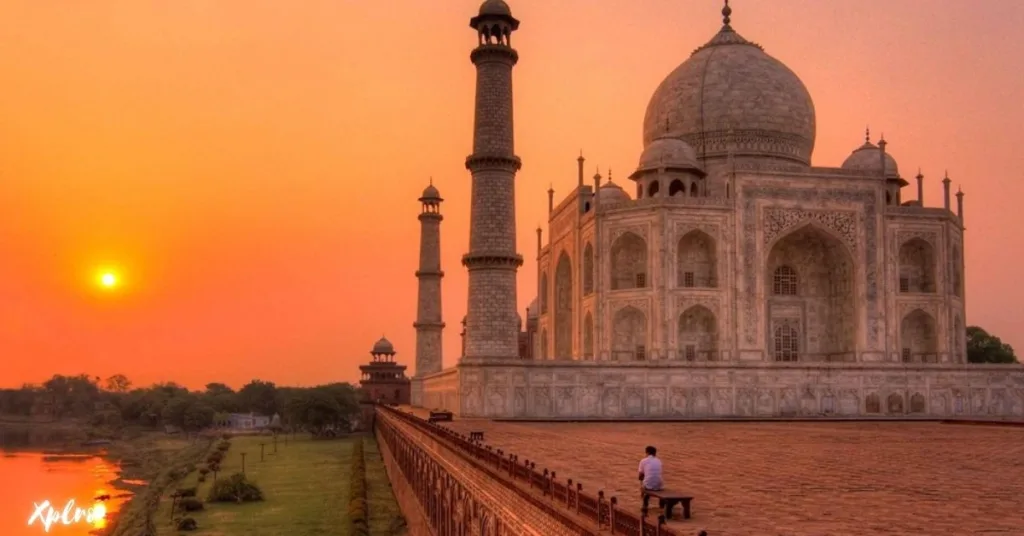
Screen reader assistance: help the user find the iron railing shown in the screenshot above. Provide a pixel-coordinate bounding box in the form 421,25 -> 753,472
376,404 -> 683,535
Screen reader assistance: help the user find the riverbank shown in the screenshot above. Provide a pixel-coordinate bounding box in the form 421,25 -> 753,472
152,434 -> 406,535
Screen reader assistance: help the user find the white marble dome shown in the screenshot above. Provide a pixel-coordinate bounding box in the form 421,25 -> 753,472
597,181 -> 631,204
642,8 -> 816,166
842,139 -> 899,178
478,0 -> 511,16
635,137 -> 703,174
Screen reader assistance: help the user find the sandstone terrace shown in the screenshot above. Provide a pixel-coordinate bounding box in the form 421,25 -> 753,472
426,414 -> 1024,535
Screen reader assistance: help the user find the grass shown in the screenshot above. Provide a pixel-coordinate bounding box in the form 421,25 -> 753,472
363,438 -> 406,536
153,433 -> 403,536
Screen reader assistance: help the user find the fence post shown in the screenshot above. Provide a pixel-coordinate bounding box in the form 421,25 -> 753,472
542,468 -> 550,496
610,496 -> 618,531
576,482 -> 583,514
549,471 -> 556,500
597,491 -> 606,529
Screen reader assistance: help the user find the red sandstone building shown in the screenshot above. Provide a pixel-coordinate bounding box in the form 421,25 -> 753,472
358,336 -> 411,405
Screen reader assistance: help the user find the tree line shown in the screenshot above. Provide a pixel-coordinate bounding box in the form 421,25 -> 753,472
0,375 -> 364,436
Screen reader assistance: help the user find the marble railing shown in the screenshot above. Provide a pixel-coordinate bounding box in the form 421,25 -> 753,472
376,404 -> 685,536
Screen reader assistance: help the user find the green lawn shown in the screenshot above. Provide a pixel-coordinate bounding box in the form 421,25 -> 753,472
363,438 -> 406,535
153,433 -> 404,536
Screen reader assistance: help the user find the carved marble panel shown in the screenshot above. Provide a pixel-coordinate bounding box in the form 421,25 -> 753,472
602,387 -> 623,417
763,208 -> 857,250
669,388 -> 688,416
647,387 -> 667,416
555,386 -> 576,416
896,229 -> 939,249
608,224 -> 650,244
485,385 -> 506,417
532,387 -> 552,417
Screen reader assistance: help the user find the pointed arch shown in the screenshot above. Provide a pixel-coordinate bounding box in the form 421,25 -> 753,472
951,244 -> 963,297
689,182 -> 698,196
554,252 -> 573,359
583,312 -> 594,359
677,305 -> 717,361
766,223 -> 855,361
669,179 -> 685,196
539,328 -> 548,359
612,306 -> 647,361
539,271 -> 548,314
610,232 -> 648,290
647,180 -> 660,197
953,314 -> 964,363
900,308 -> 937,363
582,242 -> 594,295
898,238 -> 936,293
677,229 -> 717,288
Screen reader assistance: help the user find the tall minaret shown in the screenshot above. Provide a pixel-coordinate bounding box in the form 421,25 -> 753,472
462,1 -> 523,362
414,180 -> 445,377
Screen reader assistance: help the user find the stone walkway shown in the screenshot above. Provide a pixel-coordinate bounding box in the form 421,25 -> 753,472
383,412 -> 587,536
414,413 -> 1024,535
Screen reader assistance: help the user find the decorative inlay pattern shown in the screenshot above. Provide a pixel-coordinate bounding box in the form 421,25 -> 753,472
763,208 -> 857,250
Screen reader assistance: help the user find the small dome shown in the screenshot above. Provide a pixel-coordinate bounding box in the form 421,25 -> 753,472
526,298 -> 539,318
634,137 -> 703,176
371,336 -> 394,355
479,0 -> 511,16
420,182 -> 442,201
841,139 -> 899,178
597,182 -> 631,204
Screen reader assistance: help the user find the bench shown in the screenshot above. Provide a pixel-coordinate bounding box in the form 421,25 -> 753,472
428,410 -> 453,423
468,431 -> 484,441
642,489 -> 693,520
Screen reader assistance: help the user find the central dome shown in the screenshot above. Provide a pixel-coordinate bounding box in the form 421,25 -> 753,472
642,8 -> 816,166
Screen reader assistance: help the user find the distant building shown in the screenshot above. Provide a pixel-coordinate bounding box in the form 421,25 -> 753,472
358,337 -> 411,405
227,412 -> 270,429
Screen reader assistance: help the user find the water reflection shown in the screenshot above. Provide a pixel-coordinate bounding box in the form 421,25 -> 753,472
0,450 -> 131,535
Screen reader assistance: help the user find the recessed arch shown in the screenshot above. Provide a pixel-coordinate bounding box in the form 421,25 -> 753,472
582,242 -> 594,295
677,230 -> 717,288
539,271 -> 548,314
677,305 -> 717,361
669,179 -> 685,196
766,222 -> 855,362
950,244 -> 963,297
647,180 -> 660,197
898,238 -> 936,293
539,328 -> 548,359
553,252 -> 573,359
612,306 -> 647,361
583,312 -> 594,359
900,308 -> 937,363
610,232 -> 647,290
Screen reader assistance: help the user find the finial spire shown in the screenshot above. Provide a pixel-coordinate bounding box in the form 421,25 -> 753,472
722,0 -> 732,26
607,168 -> 613,182
865,126 -> 870,143
429,176 -> 433,185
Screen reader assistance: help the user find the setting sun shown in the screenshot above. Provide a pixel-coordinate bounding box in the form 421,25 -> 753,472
97,271 -> 119,289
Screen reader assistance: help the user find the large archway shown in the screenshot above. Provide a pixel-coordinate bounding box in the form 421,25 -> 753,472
612,306 -> 647,361
610,232 -> 647,290
677,230 -> 717,288
898,238 -> 936,293
539,272 -> 548,314
554,252 -> 573,359
900,309 -> 938,363
765,224 -> 856,362
677,305 -> 717,361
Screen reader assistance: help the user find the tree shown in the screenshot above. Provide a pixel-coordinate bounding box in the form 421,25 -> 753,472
105,374 -> 132,393
967,326 -> 1018,364
183,402 -> 216,432
237,380 -> 278,416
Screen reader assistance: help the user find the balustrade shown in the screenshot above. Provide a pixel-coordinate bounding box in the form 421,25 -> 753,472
375,404 -> 684,535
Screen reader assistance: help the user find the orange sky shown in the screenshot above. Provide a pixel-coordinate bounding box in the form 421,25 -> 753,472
1,0 -> 1022,389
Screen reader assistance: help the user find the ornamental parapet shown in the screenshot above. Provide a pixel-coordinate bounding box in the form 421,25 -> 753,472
461,252 -> 524,269
465,154 -> 522,172
470,45 -> 519,65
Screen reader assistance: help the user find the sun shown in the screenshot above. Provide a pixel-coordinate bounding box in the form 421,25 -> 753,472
97,270 -> 119,289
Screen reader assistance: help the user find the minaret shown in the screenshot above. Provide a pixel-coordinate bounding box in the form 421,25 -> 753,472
942,171 -> 952,210
462,1 -> 523,362
414,180 -> 445,376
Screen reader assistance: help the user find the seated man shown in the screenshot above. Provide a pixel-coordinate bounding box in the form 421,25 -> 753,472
638,445 -> 663,512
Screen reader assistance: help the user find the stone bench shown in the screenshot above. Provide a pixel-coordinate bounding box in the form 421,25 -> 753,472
428,410 -> 453,423
642,489 -> 693,520
469,431 -> 484,441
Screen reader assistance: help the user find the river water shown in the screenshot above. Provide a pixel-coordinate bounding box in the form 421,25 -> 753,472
0,429 -> 132,536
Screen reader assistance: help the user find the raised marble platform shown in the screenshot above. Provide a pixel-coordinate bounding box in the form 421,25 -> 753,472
418,360 -> 1024,420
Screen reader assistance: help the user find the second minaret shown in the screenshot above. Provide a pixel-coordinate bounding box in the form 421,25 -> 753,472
462,2 -> 523,361
414,181 -> 445,377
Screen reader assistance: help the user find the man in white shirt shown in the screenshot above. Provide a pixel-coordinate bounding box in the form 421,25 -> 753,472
638,445 -> 663,513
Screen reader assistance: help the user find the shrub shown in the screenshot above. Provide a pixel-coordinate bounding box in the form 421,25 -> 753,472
207,450 -> 224,463
176,517 -> 198,531
197,475 -> 206,483
217,441 -> 230,451
207,473 -> 264,503
348,438 -> 369,535
198,467 -> 210,476
175,487 -> 197,498
179,497 -> 204,512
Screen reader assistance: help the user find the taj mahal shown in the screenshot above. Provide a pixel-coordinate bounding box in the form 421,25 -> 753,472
400,0 -> 1024,419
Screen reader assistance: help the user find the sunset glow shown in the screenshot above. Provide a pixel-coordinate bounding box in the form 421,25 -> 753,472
0,0 -> 1021,388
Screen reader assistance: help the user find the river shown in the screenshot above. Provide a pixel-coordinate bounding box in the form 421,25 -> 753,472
0,428 -> 133,536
